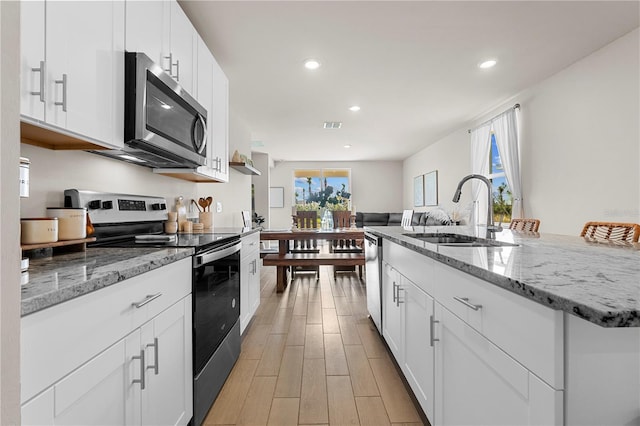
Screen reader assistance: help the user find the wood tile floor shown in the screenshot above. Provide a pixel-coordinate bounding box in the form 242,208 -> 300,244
203,266 -> 427,426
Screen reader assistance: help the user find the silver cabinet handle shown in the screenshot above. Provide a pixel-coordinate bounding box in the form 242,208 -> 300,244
174,59 -> 180,81
132,349 -> 145,389
146,337 -> 159,375
164,53 -> 173,74
54,74 -> 67,112
430,315 -> 440,347
132,293 -> 162,309
453,296 -> 482,311
31,60 -> 45,102
396,287 -> 404,307
218,157 -> 222,172
392,281 -> 397,303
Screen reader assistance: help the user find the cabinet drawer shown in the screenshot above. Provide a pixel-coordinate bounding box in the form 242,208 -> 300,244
383,239 -> 435,295
432,260 -> 564,389
242,232 -> 260,257
21,257 -> 191,403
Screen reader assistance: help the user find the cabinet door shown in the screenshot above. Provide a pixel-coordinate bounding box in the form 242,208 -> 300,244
435,303 -> 539,426
45,0 -> 125,149
141,296 -> 193,426
196,34 -> 216,171
20,0 -> 45,121
125,0 -> 170,67
240,252 -> 251,334
382,262 -> 402,360
51,330 -> 141,426
402,278 -> 435,421
211,57 -> 229,182
249,256 -> 261,319
169,1 -> 195,94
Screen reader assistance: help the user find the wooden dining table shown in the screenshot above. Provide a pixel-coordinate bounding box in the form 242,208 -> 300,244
260,228 -> 366,291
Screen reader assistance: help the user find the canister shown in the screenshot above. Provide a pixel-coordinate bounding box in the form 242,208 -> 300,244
46,208 -> 87,240
21,218 -> 58,244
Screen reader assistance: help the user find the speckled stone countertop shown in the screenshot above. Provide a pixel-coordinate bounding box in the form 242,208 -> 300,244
365,226 -> 640,328
21,247 -> 194,317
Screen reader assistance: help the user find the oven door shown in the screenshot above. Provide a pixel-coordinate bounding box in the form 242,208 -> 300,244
192,240 -> 240,375
125,52 -> 207,167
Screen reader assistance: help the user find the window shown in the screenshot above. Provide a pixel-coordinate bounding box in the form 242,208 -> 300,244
488,133 -> 512,222
293,169 -> 351,211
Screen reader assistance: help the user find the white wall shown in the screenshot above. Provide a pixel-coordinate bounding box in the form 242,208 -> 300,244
404,28 -> 640,235
252,152 -> 270,227
1,2 -> 22,423
20,107 -> 254,228
269,160 -> 403,229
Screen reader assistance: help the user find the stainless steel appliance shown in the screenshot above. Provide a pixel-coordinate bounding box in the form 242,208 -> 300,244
92,52 -> 207,168
65,190 -> 241,426
365,232 -> 382,333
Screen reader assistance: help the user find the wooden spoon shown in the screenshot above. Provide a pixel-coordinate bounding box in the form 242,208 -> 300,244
206,196 -> 213,212
198,198 -> 208,212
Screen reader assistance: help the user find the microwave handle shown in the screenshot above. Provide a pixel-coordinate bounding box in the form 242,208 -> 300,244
192,114 -> 207,155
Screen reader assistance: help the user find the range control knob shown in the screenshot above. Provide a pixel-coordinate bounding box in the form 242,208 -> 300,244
88,200 -> 101,209
151,203 -> 164,211
102,200 -> 114,210
160,203 -> 167,210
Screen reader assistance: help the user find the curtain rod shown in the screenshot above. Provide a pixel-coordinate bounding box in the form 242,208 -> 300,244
467,103 -> 520,134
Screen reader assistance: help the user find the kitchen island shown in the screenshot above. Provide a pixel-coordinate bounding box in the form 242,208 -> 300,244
365,225 -> 640,426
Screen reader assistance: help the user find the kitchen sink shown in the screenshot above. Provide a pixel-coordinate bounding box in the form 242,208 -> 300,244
403,233 -> 518,247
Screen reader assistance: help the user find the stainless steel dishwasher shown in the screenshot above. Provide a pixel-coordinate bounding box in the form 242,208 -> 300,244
364,232 -> 382,334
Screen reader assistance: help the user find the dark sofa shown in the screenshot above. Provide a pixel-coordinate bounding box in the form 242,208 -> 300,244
355,211 -> 452,227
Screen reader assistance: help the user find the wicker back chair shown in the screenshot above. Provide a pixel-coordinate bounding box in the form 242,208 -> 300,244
509,218 -> 540,232
580,222 -> 640,243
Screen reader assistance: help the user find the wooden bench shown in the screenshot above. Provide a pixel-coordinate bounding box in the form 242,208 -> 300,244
263,252 -> 365,292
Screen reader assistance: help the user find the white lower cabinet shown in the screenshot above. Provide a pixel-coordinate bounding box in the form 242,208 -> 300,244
240,232 -> 261,334
382,240 -> 563,426
382,260 -> 435,420
434,303 -> 562,426
402,279 -> 435,421
21,258 -> 193,426
382,262 -> 402,359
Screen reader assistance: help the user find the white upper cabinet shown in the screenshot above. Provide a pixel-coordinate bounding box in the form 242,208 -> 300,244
211,56 -> 229,182
20,0 -> 125,150
125,0 -> 170,67
20,1 -> 45,122
196,35 -> 215,171
167,1 -> 196,94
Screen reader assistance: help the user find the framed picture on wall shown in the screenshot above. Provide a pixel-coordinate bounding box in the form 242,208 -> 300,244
413,175 -> 424,207
269,187 -> 285,208
424,170 -> 438,206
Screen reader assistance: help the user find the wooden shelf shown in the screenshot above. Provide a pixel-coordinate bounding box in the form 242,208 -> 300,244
229,162 -> 261,176
21,237 -> 96,252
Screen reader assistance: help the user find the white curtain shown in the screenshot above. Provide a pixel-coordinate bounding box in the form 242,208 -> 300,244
492,109 -> 523,219
469,124 -> 492,226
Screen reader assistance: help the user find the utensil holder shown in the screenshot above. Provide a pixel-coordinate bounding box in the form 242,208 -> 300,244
199,212 -> 213,230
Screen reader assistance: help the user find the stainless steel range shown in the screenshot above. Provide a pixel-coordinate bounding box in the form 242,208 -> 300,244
65,189 -> 241,426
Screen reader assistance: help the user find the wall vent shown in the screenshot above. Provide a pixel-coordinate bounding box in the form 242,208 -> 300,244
323,121 -> 342,129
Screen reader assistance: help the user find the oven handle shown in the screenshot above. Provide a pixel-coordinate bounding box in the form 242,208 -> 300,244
194,241 -> 241,267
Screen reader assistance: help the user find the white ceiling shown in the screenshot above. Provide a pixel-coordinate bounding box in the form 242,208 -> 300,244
180,1 -> 639,162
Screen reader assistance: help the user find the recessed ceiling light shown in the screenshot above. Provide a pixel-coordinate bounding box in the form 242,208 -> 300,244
304,59 -> 321,70
349,105 -> 360,112
479,59 -> 497,69
344,144 -> 352,149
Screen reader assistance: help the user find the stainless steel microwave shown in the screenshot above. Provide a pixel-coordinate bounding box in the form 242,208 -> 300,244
124,52 -> 207,167
93,52 -> 207,168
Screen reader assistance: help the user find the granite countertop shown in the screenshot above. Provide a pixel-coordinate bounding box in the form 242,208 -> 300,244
21,247 -> 194,317
365,225 -> 640,328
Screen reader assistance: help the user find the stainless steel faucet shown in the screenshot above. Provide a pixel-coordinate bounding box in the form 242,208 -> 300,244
452,174 -> 502,236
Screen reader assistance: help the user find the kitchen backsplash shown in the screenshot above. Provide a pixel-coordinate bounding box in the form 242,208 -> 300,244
20,144 -> 252,228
